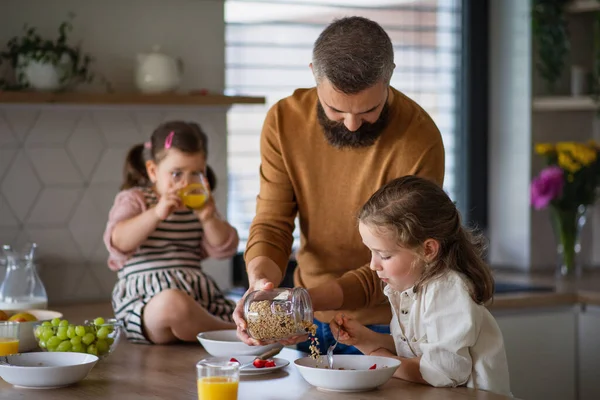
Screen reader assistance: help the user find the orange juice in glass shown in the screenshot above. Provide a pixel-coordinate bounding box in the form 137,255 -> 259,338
0,321 -> 19,356
179,182 -> 210,210
197,359 -> 239,400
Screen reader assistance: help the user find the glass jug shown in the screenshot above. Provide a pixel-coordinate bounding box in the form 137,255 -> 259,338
0,243 -> 48,310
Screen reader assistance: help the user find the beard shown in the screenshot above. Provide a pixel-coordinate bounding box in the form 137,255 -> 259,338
317,101 -> 390,149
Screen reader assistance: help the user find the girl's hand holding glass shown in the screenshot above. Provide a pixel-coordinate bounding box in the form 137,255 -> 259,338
154,187 -> 183,220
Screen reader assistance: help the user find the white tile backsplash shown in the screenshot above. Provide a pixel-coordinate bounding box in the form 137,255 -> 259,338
27,148 -> 84,185
0,195 -> 20,228
67,114 -> 106,179
0,113 -> 19,147
25,110 -> 81,145
93,110 -> 144,145
1,151 -> 42,222
2,109 -> 39,142
27,187 -> 82,226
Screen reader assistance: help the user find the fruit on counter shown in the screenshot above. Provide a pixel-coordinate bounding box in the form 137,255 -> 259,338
34,317 -> 116,357
0,310 -> 8,321
8,312 -> 38,322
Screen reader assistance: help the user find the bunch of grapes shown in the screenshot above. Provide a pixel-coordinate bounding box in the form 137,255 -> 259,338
34,317 -> 116,357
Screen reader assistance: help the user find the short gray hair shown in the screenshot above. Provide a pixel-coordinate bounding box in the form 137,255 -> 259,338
312,16 -> 395,94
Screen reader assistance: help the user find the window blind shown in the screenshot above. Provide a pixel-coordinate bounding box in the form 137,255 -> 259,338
226,0 -> 463,251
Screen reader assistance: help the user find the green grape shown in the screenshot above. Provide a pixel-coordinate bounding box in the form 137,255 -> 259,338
93,317 -> 105,326
71,343 -> 84,353
57,327 -> 68,341
59,320 -> 69,327
96,339 -> 109,354
38,340 -> 46,349
51,318 -> 61,327
57,340 -> 72,352
42,321 -> 52,327
96,327 -> 109,339
79,344 -> 88,354
87,344 -> 98,356
75,325 -> 86,337
70,336 -> 82,345
41,330 -> 54,342
47,336 -> 62,349
67,327 -> 77,339
34,326 -> 42,338
106,337 -> 114,345
82,333 -> 95,346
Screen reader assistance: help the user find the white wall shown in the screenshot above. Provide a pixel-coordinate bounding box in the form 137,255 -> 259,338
0,0 -> 233,305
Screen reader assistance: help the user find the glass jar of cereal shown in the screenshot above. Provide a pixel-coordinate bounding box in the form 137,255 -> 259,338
243,287 -> 313,341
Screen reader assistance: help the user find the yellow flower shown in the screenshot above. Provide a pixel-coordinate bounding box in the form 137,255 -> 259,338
558,151 -> 581,173
556,142 -> 597,167
535,143 -> 555,155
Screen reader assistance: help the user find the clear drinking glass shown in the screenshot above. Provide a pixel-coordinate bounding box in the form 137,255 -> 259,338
0,321 -> 20,356
197,359 -> 239,400
179,174 -> 210,210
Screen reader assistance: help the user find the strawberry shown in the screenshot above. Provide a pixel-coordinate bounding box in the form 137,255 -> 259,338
229,358 -> 239,363
369,364 -> 377,370
264,360 -> 276,368
253,359 -> 267,368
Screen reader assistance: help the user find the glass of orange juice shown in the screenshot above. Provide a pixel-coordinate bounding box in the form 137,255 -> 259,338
179,179 -> 210,210
0,321 -> 19,356
197,359 -> 239,400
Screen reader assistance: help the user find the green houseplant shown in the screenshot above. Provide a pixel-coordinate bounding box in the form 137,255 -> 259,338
532,0 -> 571,93
0,14 -> 103,91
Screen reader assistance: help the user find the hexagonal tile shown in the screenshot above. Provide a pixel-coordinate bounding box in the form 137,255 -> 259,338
68,189 -> 106,259
39,263 -> 83,304
90,148 -> 130,184
0,228 -> 19,247
67,113 -> 106,180
73,269 -> 105,301
27,187 -> 82,226
25,228 -> 82,264
26,109 -> 81,145
27,148 -> 83,185
2,109 -> 38,142
0,111 -> 18,147
133,111 -> 164,141
0,148 -> 17,181
0,151 -> 42,221
0,194 -> 20,228
89,259 -> 117,295
93,110 -> 142,145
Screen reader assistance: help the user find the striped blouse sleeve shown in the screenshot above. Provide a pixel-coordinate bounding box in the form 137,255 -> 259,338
103,189 -> 147,271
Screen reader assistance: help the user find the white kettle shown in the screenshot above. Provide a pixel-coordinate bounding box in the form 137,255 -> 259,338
135,46 -> 183,94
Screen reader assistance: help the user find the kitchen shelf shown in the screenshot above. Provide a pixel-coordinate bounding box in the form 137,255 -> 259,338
566,0 -> 600,13
532,96 -> 596,111
0,91 -> 265,106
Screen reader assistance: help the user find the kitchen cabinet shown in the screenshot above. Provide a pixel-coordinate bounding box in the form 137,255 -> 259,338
493,307 -> 578,400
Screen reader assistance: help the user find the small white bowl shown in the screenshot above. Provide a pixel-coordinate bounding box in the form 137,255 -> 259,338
197,329 -> 280,357
294,354 -> 401,392
0,352 -> 98,389
6,309 -> 63,352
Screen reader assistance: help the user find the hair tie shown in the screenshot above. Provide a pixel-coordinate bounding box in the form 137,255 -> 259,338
164,131 -> 175,149
143,141 -> 152,149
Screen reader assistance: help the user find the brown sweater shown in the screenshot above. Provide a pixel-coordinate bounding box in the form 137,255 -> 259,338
244,87 -> 445,325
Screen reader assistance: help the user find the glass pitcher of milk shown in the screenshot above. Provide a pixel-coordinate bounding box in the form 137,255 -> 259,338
0,244 -> 48,310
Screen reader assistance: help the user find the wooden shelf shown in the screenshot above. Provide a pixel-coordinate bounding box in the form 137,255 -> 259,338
0,91 -> 265,106
566,0 -> 600,13
532,96 -> 596,111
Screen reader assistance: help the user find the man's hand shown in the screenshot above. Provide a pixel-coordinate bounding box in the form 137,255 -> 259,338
233,278 -> 274,346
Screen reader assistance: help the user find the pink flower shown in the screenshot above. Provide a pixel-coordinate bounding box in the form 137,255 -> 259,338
531,166 -> 564,210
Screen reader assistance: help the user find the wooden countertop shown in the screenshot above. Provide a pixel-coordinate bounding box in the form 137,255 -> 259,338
0,303 -> 515,400
489,269 -> 600,310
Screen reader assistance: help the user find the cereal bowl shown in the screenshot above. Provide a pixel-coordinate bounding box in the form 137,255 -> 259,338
0,352 -> 98,389
294,354 -> 401,392
197,329 -> 280,357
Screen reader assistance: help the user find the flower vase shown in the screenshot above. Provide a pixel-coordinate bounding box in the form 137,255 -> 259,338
550,204 -> 588,278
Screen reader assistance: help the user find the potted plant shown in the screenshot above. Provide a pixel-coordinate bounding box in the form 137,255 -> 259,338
0,13 -> 102,92
531,0 -> 571,93
531,141 -> 600,278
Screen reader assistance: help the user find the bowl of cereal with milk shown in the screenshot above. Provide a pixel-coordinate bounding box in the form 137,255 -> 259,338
294,354 -> 401,392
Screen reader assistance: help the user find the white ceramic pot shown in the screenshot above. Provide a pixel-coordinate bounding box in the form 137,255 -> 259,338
135,46 -> 183,94
17,53 -> 72,91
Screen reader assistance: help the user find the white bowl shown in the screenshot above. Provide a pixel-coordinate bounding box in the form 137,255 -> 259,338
5,309 -> 63,352
197,329 -> 280,357
294,355 -> 401,392
0,352 -> 98,389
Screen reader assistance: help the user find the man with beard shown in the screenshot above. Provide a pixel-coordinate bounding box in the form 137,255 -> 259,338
233,16 -> 445,354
